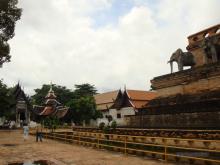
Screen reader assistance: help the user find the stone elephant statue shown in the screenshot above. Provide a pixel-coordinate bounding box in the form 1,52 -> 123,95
168,48 -> 195,73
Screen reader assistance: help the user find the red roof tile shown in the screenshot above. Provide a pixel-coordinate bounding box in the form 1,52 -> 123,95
126,90 -> 157,101
40,106 -> 55,116
94,90 -> 120,110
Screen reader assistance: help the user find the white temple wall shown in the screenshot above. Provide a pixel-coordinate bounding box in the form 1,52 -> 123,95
95,107 -> 136,127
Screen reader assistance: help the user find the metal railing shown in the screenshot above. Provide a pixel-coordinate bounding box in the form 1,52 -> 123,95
30,129 -> 220,164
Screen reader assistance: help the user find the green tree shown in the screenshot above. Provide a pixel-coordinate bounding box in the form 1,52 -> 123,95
0,79 -> 15,118
68,96 -> 93,124
74,83 -> 97,98
0,0 -> 22,67
67,83 -> 101,125
31,84 -> 73,105
67,96 -> 101,125
42,116 -> 59,132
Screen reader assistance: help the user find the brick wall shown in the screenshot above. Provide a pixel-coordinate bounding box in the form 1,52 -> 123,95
125,111 -> 220,128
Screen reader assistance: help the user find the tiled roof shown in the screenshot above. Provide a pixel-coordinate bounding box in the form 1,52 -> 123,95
32,83 -> 69,118
96,103 -> 114,111
126,90 -> 157,101
55,107 -> 69,118
94,89 -> 157,110
126,90 -> 156,109
45,99 -> 61,105
131,100 -> 150,109
95,90 -> 119,104
94,90 -> 119,110
40,106 -> 55,116
32,105 -> 44,114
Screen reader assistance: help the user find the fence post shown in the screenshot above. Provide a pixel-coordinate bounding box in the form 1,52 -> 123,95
72,131 -> 74,144
78,132 -> 80,145
45,128 -> 47,139
65,132 -> 67,143
98,133 -> 100,149
125,136 -> 127,155
164,146 -> 167,161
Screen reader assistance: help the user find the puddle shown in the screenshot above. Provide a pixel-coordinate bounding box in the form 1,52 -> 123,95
2,144 -> 17,147
8,160 -> 56,165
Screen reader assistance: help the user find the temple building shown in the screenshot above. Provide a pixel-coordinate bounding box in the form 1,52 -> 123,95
13,83 -> 31,127
94,89 -> 156,126
33,84 -> 69,119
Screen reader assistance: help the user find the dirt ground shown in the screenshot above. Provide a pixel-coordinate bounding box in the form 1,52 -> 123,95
0,130 -> 174,165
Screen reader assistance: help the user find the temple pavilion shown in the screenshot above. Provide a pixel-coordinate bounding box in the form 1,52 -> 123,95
13,83 -> 31,127
33,84 -> 69,119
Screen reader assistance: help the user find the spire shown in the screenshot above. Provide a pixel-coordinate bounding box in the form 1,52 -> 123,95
45,82 -> 56,99
124,84 -> 126,92
49,81 -> 53,93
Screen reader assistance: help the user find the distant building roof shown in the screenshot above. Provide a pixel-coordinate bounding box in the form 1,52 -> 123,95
126,90 -> 156,101
94,90 -> 121,111
126,90 -> 157,109
94,89 -> 157,110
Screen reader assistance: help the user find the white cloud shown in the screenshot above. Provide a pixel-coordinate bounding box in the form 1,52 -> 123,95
0,0 -> 219,95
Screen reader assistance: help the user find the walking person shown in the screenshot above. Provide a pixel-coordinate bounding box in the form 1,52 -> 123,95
23,123 -> 29,141
36,124 -> 43,142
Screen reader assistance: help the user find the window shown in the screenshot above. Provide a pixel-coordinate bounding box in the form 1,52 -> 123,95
117,113 -> 121,119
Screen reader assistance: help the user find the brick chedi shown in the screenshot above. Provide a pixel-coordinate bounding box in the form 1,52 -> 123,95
134,24 -> 220,129
151,24 -> 220,98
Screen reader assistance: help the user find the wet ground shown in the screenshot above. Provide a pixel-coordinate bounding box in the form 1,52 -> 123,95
0,130 -> 173,165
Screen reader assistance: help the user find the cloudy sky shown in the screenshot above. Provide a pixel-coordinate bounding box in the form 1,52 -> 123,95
0,0 -> 220,95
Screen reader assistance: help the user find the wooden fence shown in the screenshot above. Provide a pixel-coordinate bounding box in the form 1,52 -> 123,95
31,129 -> 220,165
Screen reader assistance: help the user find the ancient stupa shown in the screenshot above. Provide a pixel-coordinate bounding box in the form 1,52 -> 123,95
127,24 -> 220,128
33,84 -> 69,119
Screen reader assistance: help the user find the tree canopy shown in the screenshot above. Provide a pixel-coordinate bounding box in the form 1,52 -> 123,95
0,0 -> 22,67
67,83 -> 101,124
67,96 -> 97,124
31,84 -> 73,105
74,83 -> 97,98
0,79 -> 15,118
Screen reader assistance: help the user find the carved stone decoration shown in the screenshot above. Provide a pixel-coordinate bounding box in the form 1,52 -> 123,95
201,35 -> 220,64
168,48 -> 195,73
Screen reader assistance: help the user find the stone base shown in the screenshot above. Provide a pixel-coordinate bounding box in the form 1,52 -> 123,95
151,62 -> 220,97
126,111 -> 220,129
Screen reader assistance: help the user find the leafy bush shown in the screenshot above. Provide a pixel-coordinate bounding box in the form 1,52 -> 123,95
103,125 -> 110,134
99,122 -> 105,130
111,120 -> 117,130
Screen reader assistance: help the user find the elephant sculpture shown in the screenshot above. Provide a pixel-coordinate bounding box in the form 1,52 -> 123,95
168,48 -> 195,73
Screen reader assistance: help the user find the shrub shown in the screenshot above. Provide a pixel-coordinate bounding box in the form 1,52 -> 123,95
103,125 -> 110,134
99,122 -> 105,130
111,120 -> 117,130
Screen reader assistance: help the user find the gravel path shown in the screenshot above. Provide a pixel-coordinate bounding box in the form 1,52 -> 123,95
0,130 -> 173,165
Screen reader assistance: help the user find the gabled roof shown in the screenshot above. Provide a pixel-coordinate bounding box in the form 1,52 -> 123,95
13,83 -> 30,106
32,83 -> 69,119
55,107 -> 69,118
33,105 -> 69,118
125,90 -> 157,109
39,106 -> 55,116
94,90 -> 121,111
126,90 -> 156,101
95,89 -> 157,110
